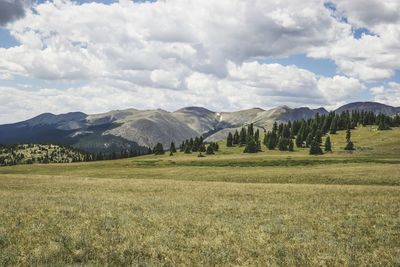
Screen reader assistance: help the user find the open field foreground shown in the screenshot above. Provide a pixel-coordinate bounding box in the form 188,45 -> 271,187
1,126 -> 400,266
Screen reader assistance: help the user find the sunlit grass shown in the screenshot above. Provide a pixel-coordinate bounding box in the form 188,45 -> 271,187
0,126 -> 399,265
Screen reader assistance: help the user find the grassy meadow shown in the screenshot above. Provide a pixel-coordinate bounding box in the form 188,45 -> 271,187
0,126 -> 400,266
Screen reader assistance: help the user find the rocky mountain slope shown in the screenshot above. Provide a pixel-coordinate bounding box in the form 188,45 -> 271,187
0,102 -> 397,153
334,102 -> 400,115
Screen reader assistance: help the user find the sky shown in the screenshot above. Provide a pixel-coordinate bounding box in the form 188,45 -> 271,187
0,0 -> 399,123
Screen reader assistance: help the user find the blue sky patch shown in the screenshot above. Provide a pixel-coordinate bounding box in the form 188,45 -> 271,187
261,54 -> 337,77
0,28 -> 19,48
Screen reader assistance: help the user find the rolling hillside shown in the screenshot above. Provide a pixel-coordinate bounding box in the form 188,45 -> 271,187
0,126 -> 399,265
0,144 -> 89,166
0,102 -> 398,153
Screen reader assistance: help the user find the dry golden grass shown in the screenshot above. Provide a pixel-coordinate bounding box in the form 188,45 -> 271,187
0,126 -> 399,266
1,176 -> 399,266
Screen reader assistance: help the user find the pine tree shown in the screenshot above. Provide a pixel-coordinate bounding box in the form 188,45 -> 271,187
344,141 -> 355,151
278,137 -> 288,151
315,129 -> 322,144
233,130 -> 240,145
247,123 -> 254,137
257,140 -> 262,152
179,141 -> 185,152
243,136 -> 258,153
170,142 -> 177,153
267,133 -> 276,150
309,139 -> 323,155
208,142 -> 219,152
346,128 -> 351,143
344,128 -> 355,151
239,127 -> 247,146
305,133 -> 313,148
324,136 -> 332,152
378,118 -> 390,130
199,144 -> 206,152
206,145 -> 214,155
226,132 -> 233,147
288,139 -> 294,152
295,133 -> 303,148
184,144 -> 191,154
153,143 -> 165,155
192,137 -> 200,152
329,117 -> 337,134
254,129 -> 260,142
214,143 -> 219,151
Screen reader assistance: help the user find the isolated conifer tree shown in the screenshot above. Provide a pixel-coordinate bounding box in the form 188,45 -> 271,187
206,145 -> 214,155
324,136 -> 332,152
344,128 -> 355,151
184,144 -> 191,154
199,144 -> 206,152
153,143 -> 165,155
226,132 -> 233,147
344,141 -> 355,151
243,136 -> 258,153
346,128 -> 351,143
214,143 -> 219,151
170,142 -> 177,153
208,142 -> 219,152
309,140 -> 323,155
233,130 -> 240,145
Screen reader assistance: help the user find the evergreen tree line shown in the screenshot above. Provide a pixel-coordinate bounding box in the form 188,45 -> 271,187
0,143 -> 152,166
151,136 -> 220,156
0,144 -> 94,166
226,110 -> 399,155
226,123 -> 262,153
94,147 -> 151,161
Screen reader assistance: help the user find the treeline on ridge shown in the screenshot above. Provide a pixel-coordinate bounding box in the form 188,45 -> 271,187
226,111 -> 400,155
151,136 -> 219,156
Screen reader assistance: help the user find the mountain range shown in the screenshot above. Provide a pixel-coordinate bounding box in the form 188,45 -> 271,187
0,102 -> 398,153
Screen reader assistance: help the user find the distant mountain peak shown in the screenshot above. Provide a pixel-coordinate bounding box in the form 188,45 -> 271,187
174,106 -> 215,114
335,101 -> 399,115
1,101 -> 398,153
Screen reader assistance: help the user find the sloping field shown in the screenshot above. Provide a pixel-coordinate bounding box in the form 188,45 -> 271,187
0,126 -> 399,265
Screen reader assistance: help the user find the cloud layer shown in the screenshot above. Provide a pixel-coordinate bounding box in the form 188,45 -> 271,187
0,0 -> 29,26
0,0 -> 399,123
